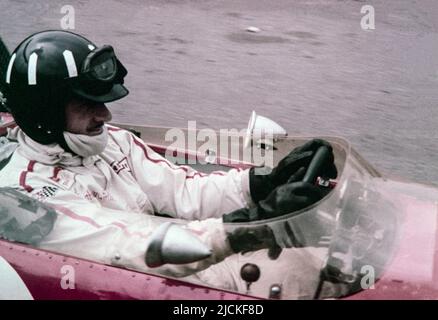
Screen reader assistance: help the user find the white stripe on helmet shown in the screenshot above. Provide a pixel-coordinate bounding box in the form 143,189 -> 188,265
63,50 -> 78,78
28,52 -> 38,85
5,53 -> 16,84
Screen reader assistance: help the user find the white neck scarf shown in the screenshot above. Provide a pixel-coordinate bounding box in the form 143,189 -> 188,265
7,126 -> 108,166
63,126 -> 109,158
8,127 -> 81,166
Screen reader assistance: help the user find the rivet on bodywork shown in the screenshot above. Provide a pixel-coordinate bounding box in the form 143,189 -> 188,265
269,284 -> 282,299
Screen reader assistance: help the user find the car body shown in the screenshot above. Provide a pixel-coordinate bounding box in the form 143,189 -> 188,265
0,113 -> 437,300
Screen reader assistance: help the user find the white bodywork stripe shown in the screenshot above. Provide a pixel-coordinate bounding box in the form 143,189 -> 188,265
63,50 -> 78,78
28,52 -> 38,85
88,44 -> 95,51
0,257 -> 33,300
5,53 -> 16,84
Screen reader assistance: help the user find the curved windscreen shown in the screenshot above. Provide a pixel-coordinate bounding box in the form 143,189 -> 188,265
197,137 -> 400,299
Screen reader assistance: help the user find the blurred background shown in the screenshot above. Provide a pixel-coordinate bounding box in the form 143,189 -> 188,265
0,0 -> 437,186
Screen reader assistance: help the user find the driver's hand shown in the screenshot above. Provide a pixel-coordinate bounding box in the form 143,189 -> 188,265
249,139 -> 337,203
224,178 -> 329,259
223,179 -> 326,223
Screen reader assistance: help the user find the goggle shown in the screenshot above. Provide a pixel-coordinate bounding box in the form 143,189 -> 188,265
72,45 -> 127,97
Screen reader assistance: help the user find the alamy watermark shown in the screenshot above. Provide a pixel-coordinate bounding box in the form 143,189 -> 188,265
60,264 -> 75,289
60,5 -> 75,30
360,265 -> 375,290
361,5 -> 375,31
164,121 -> 275,175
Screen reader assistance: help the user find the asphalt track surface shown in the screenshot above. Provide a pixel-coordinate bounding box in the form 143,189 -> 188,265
1,0 -> 438,186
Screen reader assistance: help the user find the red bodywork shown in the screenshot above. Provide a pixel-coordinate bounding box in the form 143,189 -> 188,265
0,240 -> 256,300
346,195 -> 438,300
0,113 -> 15,135
1,113 -> 438,300
1,191 -> 437,300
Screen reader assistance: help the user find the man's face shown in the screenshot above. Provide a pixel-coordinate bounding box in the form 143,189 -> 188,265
65,97 -> 112,136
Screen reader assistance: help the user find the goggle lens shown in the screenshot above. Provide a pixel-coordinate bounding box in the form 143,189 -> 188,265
91,56 -> 116,81
70,45 -> 127,99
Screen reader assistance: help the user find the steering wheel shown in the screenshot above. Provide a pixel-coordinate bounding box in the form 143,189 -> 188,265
302,146 -> 331,184
265,145 -> 334,261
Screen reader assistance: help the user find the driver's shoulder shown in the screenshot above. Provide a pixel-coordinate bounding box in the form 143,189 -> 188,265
0,150 -> 59,190
106,124 -> 138,154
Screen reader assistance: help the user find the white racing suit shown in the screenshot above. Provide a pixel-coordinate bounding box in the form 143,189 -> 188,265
0,125 -> 253,276
0,125 -> 328,298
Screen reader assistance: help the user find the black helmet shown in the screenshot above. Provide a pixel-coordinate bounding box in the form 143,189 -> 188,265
4,30 -> 129,145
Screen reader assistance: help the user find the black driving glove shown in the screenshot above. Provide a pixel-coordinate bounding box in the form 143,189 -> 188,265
226,224 -> 282,258
249,139 -> 337,203
223,179 -> 326,223
224,180 -> 328,258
